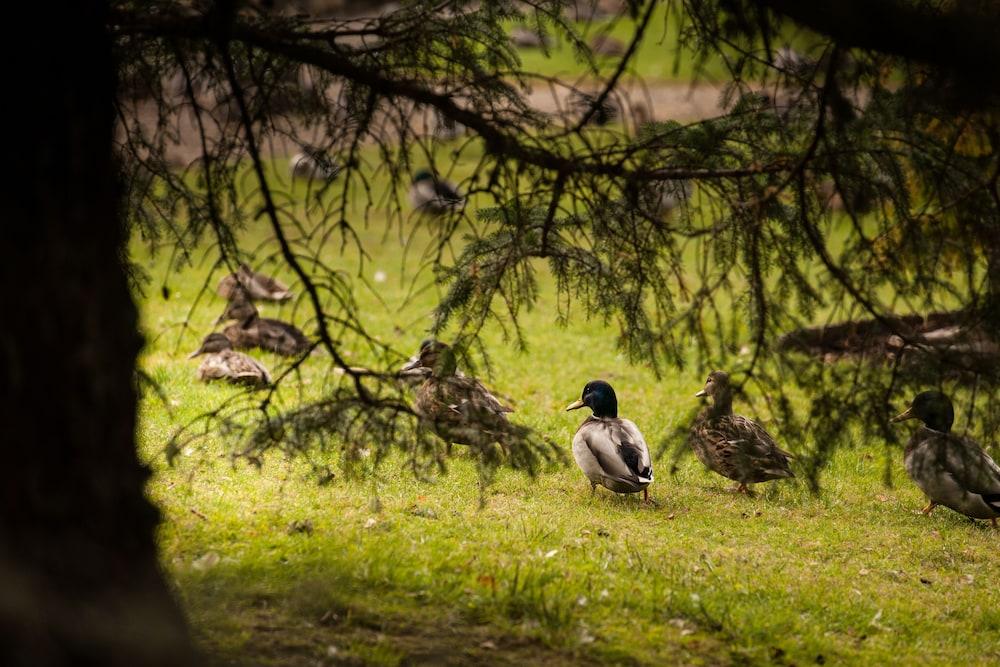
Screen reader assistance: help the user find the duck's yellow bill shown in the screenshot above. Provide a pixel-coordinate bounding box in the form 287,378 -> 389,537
694,389 -> 707,397
891,406 -> 915,423
565,399 -> 585,411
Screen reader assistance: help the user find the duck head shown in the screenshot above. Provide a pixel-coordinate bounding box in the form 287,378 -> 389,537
399,339 -> 457,378
218,289 -> 258,323
189,333 -> 233,358
566,380 -> 618,418
695,370 -> 731,398
695,370 -> 733,413
891,391 -> 954,433
412,169 -> 435,184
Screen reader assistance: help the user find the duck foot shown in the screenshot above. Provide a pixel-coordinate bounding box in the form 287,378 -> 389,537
729,483 -> 753,495
921,500 -> 937,516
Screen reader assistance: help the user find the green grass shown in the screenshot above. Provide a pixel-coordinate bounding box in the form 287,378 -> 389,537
511,8 -> 731,83
136,153 -> 1000,666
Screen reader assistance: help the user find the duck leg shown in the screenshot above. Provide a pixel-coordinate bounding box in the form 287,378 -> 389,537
920,500 -> 937,516
643,488 -> 649,503
991,517 -> 997,529
590,482 -> 597,496
737,483 -> 752,495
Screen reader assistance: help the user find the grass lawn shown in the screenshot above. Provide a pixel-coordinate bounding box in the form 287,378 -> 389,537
134,151 -> 1000,666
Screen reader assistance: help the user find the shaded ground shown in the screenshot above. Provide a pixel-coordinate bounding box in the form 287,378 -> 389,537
199,596 -> 620,666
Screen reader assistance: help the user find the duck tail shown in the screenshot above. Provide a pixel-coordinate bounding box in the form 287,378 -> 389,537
982,493 -> 1000,512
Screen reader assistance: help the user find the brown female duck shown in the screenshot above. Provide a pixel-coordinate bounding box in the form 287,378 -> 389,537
219,294 -> 311,357
399,341 -> 515,451
217,264 -> 293,302
690,371 -> 794,494
189,333 -> 272,388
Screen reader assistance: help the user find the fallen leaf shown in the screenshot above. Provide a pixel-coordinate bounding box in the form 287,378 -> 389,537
479,640 -> 496,650
544,549 -> 559,559
364,517 -> 378,529
667,513 -> 676,520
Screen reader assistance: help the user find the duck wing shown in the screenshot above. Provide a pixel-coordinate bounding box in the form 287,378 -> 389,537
433,180 -> 463,204
240,267 -> 293,301
909,431 -> 1000,513
413,376 -> 513,447
579,418 -> 653,487
222,350 -> 272,387
257,319 -> 311,356
697,415 -> 793,482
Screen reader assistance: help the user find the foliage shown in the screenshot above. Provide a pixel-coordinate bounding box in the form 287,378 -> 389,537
114,0 -> 1000,489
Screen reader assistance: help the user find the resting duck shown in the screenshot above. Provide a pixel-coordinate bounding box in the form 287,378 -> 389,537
892,391 -> 1000,528
219,294 -> 311,357
217,264 -> 293,302
399,341 -> 514,450
189,333 -> 272,388
566,381 -> 653,501
690,371 -> 794,494
289,147 -> 342,181
409,170 -> 464,215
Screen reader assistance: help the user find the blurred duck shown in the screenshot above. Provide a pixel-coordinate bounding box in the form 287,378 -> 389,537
399,341 -> 515,450
189,333 -> 272,388
566,381 -> 653,501
892,391 -> 1000,528
289,147 -> 342,181
409,170 -> 464,215
690,371 -> 794,494
217,264 -> 293,302
219,292 -> 311,357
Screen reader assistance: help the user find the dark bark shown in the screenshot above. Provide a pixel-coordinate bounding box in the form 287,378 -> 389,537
0,2 -> 196,665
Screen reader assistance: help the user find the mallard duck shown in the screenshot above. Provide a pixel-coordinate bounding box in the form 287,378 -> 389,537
690,371 -> 794,494
219,296 -> 311,357
189,333 -> 272,388
566,381 -> 653,500
289,147 -> 342,181
399,341 -> 515,450
892,391 -> 1000,527
409,170 -> 464,214
217,264 -> 293,302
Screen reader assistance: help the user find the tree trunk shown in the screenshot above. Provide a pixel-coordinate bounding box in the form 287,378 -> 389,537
0,3 -> 197,665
